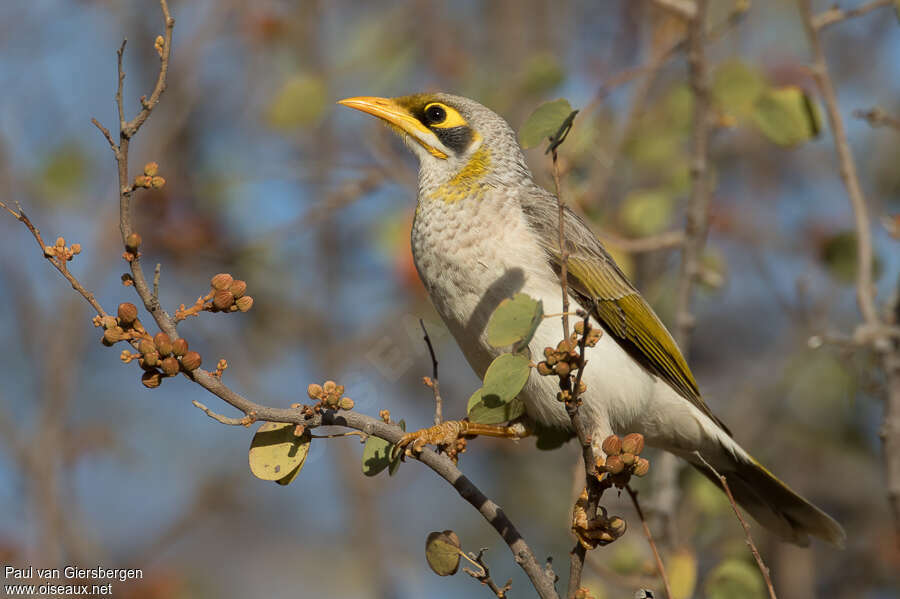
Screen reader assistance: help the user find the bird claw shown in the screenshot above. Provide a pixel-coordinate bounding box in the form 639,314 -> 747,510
396,420 -> 468,453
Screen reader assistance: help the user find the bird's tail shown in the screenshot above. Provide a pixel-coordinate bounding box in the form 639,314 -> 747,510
685,445 -> 845,547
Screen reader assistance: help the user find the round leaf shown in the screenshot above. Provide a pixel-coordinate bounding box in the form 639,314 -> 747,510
468,395 -> 526,425
712,60 -> 766,120
362,436 -> 391,477
249,422 -> 311,482
482,353 -> 531,406
425,530 -> 461,576
704,559 -> 765,599
751,86 -> 821,147
486,293 -> 544,349
518,98 -> 574,149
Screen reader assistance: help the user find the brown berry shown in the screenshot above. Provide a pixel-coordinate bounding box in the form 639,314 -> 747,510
307,383 -> 323,399
154,332 -> 173,357
101,315 -> 118,330
117,302 -> 138,326
601,435 -> 622,456
621,433 -> 644,455
125,232 -> 142,251
235,296 -> 254,312
633,458 -> 650,477
138,339 -> 155,355
604,455 -> 625,475
212,289 -> 234,311
229,279 -> 247,298
323,380 -> 337,394
142,351 -> 160,368
574,320 -> 585,335
103,327 -> 125,344
181,351 -> 202,371
607,516 -> 626,536
143,162 -> 159,176
160,356 -> 180,377
141,370 -> 163,388
55,237 -> 65,248
150,176 -> 166,189
211,273 -> 233,290
536,362 -> 552,376
620,452 -> 635,466
555,361 -> 571,377
71,243 -> 81,255
134,175 -> 151,188
172,338 -> 188,357
339,397 -> 354,410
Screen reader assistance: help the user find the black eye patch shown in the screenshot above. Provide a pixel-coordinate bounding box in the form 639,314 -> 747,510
433,126 -> 473,155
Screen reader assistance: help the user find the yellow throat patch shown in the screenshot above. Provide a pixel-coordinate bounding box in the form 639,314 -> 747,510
428,146 -> 491,204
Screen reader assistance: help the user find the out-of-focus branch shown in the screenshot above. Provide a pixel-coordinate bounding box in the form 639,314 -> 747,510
601,230 -> 685,253
799,0 -> 900,534
812,0 -> 893,30
854,107 -> 900,131
626,487 -> 672,599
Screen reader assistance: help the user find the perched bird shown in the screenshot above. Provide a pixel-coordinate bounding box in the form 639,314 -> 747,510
339,93 -> 845,546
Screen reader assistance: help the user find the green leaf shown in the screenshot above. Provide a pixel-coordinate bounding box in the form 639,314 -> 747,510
266,73 -> 328,130
518,98 -> 574,149
248,422 -> 311,482
620,189 -> 674,236
362,435 -> 392,477
482,353 -> 531,406
534,425 -> 573,450
425,530 -> 461,576
751,86 -> 821,147
467,388 -> 526,425
388,419 -> 405,476
704,559 -> 766,599
518,53 -> 565,96
819,230 -> 883,285
712,60 -> 766,120
486,293 -> 543,349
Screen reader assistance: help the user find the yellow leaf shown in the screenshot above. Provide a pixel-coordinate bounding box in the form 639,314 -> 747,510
248,422 -> 311,482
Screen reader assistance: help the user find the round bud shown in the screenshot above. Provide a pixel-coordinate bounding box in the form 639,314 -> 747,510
142,350 -> 160,368
141,370 -> 163,388
125,233 -> 142,251
339,397 -> 354,410
601,435 -> 622,456
71,243 -> 81,255
143,162 -> 159,176
212,289 -> 234,311
154,332 -> 173,357
633,458 -> 650,477
138,339 -> 155,355
160,356 -> 180,377
307,383 -> 323,399
117,302 -> 138,326
229,279 -> 247,298
577,381 -> 587,394
211,273 -> 233,290
607,517 -> 626,536
536,362 -> 553,376
604,455 -> 625,475
103,327 -> 125,345
150,176 -> 166,189
101,315 -> 118,330
323,380 -> 337,394
180,351 -> 202,371
235,296 -> 254,312
134,175 -> 150,188
172,338 -> 188,357
555,361 -> 571,377
574,321 -> 585,335
55,237 -> 65,248
621,433 -> 644,455
620,452 -> 635,466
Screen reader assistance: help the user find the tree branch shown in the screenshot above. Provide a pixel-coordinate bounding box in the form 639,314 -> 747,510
812,0 -> 893,30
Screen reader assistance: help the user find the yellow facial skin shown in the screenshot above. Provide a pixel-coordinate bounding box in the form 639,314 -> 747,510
338,96 -> 449,159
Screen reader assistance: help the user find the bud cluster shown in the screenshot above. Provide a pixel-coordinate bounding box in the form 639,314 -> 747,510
536,318 -> 602,405
176,273 -> 254,321
133,162 -> 166,190
137,332 -> 202,388
43,236 -> 82,262
571,488 -> 627,549
307,380 -> 354,411
596,433 -> 650,485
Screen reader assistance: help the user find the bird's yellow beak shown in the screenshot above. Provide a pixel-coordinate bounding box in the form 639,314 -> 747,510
338,96 -> 448,159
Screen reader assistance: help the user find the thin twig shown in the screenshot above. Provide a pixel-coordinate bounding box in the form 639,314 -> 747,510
153,263 -> 161,301
813,0 -> 893,30
626,486 -> 672,599
552,151 -> 570,340
191,400 -> 245,426
463,548 -> 513,598
854,107 -> 900,131
696,455 -> 777,599
419,319 -> 442,425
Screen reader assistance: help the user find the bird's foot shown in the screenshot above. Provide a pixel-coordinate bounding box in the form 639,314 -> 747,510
571,488 -> 627,549
395,420 -> 527,461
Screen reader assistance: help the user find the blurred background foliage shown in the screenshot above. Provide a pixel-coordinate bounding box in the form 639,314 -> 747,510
0,1 -> 898,598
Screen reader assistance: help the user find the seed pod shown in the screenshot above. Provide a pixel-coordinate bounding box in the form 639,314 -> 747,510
601,435 -> 622,456
172,338 -> 188,357
143,351 -> 160,368
103,326 -> 125,344
212,289 -> 234,311
621,433 -> 645,455
555,361 -> 571,377
235,296 -> 254,312
143,162 -> 159,176
633,458 -> 650,477
160,356 -> 180,376
604,455 -> 625,475
118,302 -> 138,326
307,383 -> 323,399
339,397 -> 354,410
211,273 -> 233,290
141,370 -> 163,388
154,332 -> 173,357
620,452 -> 635,466
229,279 -> 247,298
180,351 -> 202,371
125,232 -> 142,251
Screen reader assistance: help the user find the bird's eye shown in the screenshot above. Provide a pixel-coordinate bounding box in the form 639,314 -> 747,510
424,104 -> 447,125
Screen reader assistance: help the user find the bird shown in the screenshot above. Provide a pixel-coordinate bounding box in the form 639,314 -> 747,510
338,92 -> 845,547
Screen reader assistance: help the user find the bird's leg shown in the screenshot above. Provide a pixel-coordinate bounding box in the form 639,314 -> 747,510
396,420 -> 528,455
